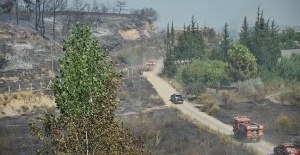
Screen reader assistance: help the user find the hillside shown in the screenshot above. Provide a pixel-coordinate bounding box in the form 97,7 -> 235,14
0,13 -> 165,93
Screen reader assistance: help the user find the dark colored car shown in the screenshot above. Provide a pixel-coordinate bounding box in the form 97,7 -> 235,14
170,93 -> 184,104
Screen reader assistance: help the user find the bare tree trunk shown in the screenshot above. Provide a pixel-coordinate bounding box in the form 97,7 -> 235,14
41,0 -> 45,36
53,0 -> 56,40
35,0 -> 39,31
15,0 -> 19,24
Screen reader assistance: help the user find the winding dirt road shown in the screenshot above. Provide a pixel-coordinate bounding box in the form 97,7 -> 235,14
143,71 -> 275,155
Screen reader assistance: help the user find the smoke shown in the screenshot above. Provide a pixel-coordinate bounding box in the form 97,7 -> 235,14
153,58 -> 164,74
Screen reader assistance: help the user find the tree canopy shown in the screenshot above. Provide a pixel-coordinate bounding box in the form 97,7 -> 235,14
174,16 -> 206,61
228,44 -> 258,81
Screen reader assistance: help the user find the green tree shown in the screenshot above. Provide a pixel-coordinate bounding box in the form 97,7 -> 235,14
279,28 -> 300,49
165,22 -> 170,50
278,53 -> 300,81
239,16 -> 251,48
30,22 -> 145,154
204,60 -> 229,93
175,16 -> 206,61
171,21 -> 175,46
202,27 -> 220,49
249,7 -> 281,70
210,47 -> 222,60
184,82 -> 207,98
162,48 -> 176,77
267,20 -> 281,69
220,23 -> 232,62
228,44 -> 258,81
176,60 -> 228,93
0,0 -> 14,13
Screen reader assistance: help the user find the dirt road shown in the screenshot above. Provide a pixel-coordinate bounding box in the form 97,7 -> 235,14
143,71 -> 275,155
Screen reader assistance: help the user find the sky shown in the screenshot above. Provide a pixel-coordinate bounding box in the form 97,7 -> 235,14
124,0 -> 300,30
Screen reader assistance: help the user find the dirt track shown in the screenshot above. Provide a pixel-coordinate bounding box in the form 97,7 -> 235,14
144,71 -> 276,155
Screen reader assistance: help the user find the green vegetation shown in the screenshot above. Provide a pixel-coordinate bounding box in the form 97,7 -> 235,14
29,22 -> 145,154
163,15 -> 206,66
279,28 -> 300,49
219,23 -> 232,62
221,91 -> 231,105
227,44 -> 257,81
183,82 -> 206,98
236,78 -> 266,101
175,60 -> 228,94
276,114 -> 294,132
161,7 -> 300,120
278,53 -> 300,81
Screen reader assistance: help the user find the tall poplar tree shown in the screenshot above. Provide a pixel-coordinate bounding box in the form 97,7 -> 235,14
30,22 -> 146,154
166,22 -> 170,49
171,21 -> 175,47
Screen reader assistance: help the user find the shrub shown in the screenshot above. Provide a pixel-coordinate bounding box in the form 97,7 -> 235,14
279,91 -> 290,104
290,87 -> 300,106
276,114 -> 293,132
221,91 -> 231,105
201,99 -> 214,112
220,134 -> 230,145
236,78 -> 266,101
12,94 -> 18,99
208,105 -> 221,116
196,93 -> 210,104
184,82 -> 207,98
120,90 -> 130,101
21,106 -> 29,112
279,87 -> 300,106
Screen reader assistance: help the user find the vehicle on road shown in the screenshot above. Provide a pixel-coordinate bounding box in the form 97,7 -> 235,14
274,143 -> 300,155
170,93 -> 184,104
232,116 -> 263,142
145,59 -> 156,71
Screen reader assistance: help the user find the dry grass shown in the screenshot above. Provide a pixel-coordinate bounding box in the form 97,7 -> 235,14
121,107 -> 256,155
0,90 -> 56,118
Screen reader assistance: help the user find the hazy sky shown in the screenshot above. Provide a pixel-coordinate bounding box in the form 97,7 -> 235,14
125,0 -> 300,30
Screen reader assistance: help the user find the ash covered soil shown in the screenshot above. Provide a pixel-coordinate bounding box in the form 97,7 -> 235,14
0,77 -> 255,155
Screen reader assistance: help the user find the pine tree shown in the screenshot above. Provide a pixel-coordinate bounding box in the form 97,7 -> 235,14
267,20 -> 281,69
220,23 -> 232,62
239,16 -> 251,48
174,16 -> 206,61
163,48 -> 176,77
250,7 -> 281,70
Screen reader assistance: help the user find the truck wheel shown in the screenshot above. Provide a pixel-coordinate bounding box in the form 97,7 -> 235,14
233,131 -> 238,138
